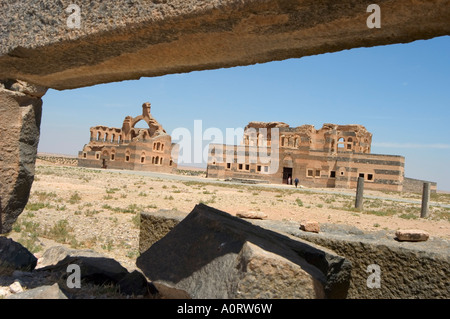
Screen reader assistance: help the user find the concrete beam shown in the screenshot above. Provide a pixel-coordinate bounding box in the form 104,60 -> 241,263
1,0 -> 449,90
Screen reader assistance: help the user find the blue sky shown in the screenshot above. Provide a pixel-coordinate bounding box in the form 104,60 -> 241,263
39,36 -> 450,191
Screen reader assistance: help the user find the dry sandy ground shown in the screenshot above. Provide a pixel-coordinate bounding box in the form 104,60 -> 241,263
7,160 -> 450,272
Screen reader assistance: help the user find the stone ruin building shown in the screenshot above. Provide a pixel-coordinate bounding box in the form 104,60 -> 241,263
78,102 -> 177,173
207,121 -> 413,192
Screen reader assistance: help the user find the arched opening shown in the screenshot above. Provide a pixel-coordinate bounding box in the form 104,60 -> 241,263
337,137 -> 345,151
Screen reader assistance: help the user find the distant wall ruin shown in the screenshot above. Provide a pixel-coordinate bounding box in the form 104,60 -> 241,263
78,102 -> 177,173
207,122 -> 408,192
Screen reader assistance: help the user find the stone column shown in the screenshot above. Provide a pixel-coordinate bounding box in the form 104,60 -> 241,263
0,80 -> 47,234
420,182 -> 431,218
355,176 -> 364,210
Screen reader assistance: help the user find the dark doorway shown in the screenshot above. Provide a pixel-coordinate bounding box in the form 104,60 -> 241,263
282,167 -> 292,184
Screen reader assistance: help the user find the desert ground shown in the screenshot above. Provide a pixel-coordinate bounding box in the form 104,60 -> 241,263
7,158 -> 450,274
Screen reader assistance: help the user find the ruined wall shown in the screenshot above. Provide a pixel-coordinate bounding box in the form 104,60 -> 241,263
207,140 -> 405,191
403,177 -> 438,194
139,210 -> 450,298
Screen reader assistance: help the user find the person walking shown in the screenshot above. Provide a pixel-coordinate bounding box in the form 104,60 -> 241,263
294,177 -> 299,188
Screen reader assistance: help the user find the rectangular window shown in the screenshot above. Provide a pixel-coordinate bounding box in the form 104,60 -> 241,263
257,165 -> 261,172
367,174 -> 374,181
307,169 -> 313,177
83,152 -> 87,158
264,166 -> 269,173
245,164 -> 250,171
238,164 -> 243,170
359,173 -> 365,178
330,171 -> 336,178
111,154 -> 115,161
125,155 -> 130,162
315,170 -> 321,177
226,163 -> 231,169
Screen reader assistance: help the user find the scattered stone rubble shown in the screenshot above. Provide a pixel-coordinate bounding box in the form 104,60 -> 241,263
0,239 -> 157,299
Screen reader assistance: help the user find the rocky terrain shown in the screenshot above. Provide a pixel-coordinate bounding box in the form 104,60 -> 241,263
1,159 -> 448,298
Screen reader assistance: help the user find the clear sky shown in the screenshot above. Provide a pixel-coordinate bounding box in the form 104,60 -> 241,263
39,35 -> 450,191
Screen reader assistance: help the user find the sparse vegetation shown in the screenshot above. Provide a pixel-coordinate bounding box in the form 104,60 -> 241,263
8,160 -> 448,277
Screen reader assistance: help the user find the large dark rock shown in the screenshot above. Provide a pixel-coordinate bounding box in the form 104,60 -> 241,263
0,237 -> 37,275
118,270 -> 157,297
137,204 -> 351,299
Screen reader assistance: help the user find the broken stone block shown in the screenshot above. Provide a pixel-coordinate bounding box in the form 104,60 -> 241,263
139,210 -> 186,253
0,84 -> 44,234
236,211 -> 268,220
395,229 -> 430,242
0,237 -> 38,275
7,283 -> 68,299
137,204 -> 351,299
9,281 -> 24,294
300,221 -> 320,233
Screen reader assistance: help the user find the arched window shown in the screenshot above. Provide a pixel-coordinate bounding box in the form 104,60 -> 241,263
155,156 -> 159,165
140,152 -> 146,164
338,137 -> 345,150
160,157 -> 163,165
